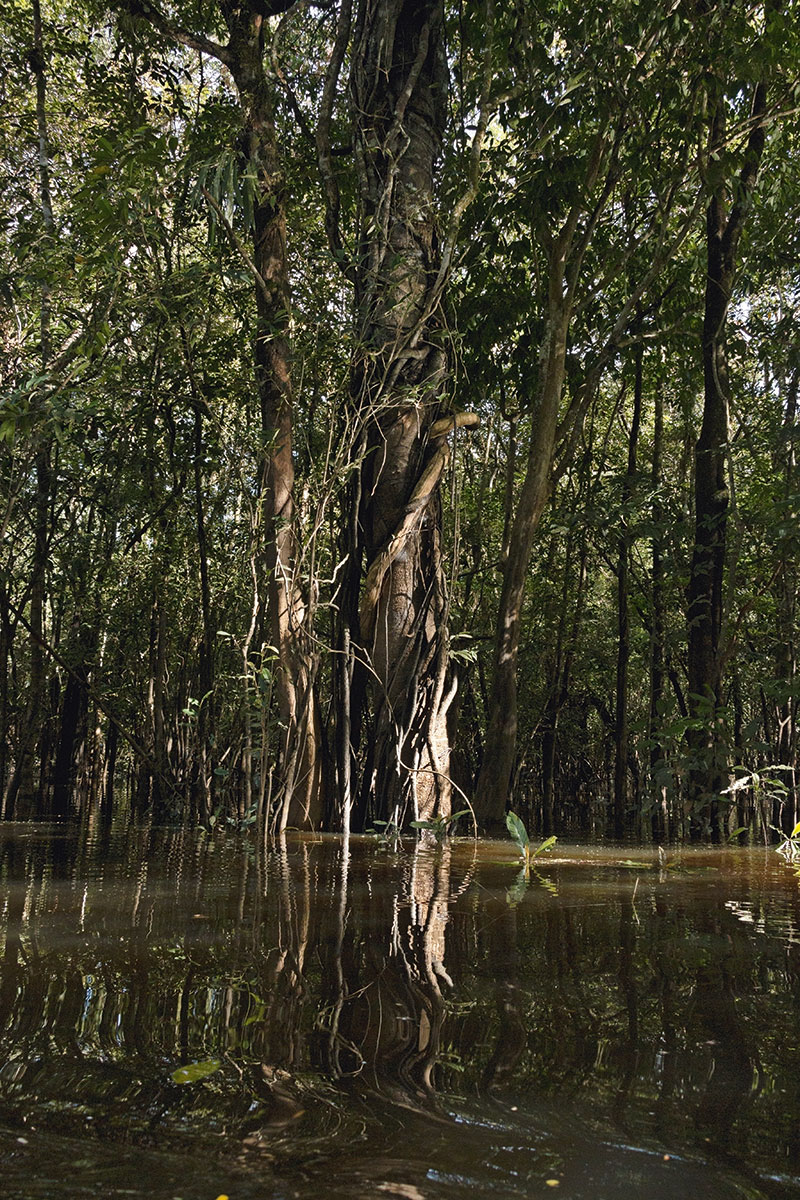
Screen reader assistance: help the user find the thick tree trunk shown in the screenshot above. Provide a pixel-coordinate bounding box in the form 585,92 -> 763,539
686,85 -> 767,839
349,0 -> 455,823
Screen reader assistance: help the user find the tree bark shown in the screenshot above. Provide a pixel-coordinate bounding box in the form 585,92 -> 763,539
348,0 -> 455,823
686,82 -> 767,839
476,296 -> 569,825
122,1 -> 323,829
614,337 -> 643,837
649,375 -> 667,839
775,370 -> 799,834
14,0 -> 56,812
216,2 -> 323,829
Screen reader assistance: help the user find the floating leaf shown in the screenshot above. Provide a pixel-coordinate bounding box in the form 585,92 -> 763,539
171,1059 -> 222,1085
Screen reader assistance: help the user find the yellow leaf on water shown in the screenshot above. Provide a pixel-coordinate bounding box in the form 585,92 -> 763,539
171,1059 -> 221,1085
545,1181 -> 560,1188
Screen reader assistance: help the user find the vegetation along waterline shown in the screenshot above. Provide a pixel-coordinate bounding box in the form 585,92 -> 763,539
2,0 -> 800,843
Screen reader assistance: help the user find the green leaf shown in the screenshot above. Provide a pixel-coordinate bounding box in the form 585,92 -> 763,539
171,1059 -> 222,1085
506,811 -> 529,851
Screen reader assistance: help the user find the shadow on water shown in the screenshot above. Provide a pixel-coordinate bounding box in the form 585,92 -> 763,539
1,826 -> 800,1198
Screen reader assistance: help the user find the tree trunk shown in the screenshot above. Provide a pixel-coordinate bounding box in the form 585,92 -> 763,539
476,298 -> 569,825
649,375 -> 668,839
774,368 -> 799,834
686,83 -> 767,839
125,2 -> 323,828
222,4 -> 323,830
614,339 -> 643,837
17,0 -> 55,810
540,522 -> 588,836
348,0 -> 455,823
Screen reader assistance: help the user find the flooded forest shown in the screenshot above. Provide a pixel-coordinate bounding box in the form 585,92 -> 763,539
4,6 -> 800,1198
2,0 -> 800,842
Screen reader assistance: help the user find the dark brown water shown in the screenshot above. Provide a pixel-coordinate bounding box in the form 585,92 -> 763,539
1,826 -> 800,1199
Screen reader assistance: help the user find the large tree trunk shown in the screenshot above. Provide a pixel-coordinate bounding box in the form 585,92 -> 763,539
686,84 -> 767,840
348,0 -> 455,823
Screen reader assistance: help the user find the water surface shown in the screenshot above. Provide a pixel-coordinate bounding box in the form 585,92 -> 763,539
1,827 -> 799,1198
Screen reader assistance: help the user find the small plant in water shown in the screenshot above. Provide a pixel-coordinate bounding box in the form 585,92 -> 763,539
367,817 -> 402,848
410,809 -> 471,842
506,812 -> 556,875
775,820 -> 800,861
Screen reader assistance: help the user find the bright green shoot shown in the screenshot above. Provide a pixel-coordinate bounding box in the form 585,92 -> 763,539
506,812 -> 556,875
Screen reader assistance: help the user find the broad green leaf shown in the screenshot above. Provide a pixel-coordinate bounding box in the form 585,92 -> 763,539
506,811 -> 529,851
171,1059 -> 221,1085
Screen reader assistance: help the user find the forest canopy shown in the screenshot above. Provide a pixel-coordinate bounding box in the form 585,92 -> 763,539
1,0 -> 799,842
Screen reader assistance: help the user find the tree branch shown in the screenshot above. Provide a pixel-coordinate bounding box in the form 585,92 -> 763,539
315,0 -> 355,279
115,0 -> 233,66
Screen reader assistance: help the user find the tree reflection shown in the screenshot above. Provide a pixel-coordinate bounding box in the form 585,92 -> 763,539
0,831 -> 798,1188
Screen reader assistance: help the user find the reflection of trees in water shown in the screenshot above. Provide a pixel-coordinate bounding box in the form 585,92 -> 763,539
0,835 -> 799,1176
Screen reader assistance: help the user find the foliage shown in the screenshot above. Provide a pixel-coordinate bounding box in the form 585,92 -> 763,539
506,812 -> 557,874
0,0 -> 799,842
410,809 -> 472,841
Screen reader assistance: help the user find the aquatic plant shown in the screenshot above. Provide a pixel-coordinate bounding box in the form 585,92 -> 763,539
367,817 -> 402,848
776,820 -> 800,861
410,809 -> 472,841
506,812 -> 556,874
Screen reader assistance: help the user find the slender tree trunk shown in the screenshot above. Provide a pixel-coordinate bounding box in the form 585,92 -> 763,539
18,0 -> 55,811
541,523 -> 588,835
649,376 -> 667,839
775,368 -> 799,833
183,335 -> 215,822
614,339 -> 643,837
686,83 -> 767,839
224,7 -> 323,830
0,584 -> 10,809
126,2 -> 323,828
101,718 -> 118,824
476,298 -> 569,825
147,579 -> 169,820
